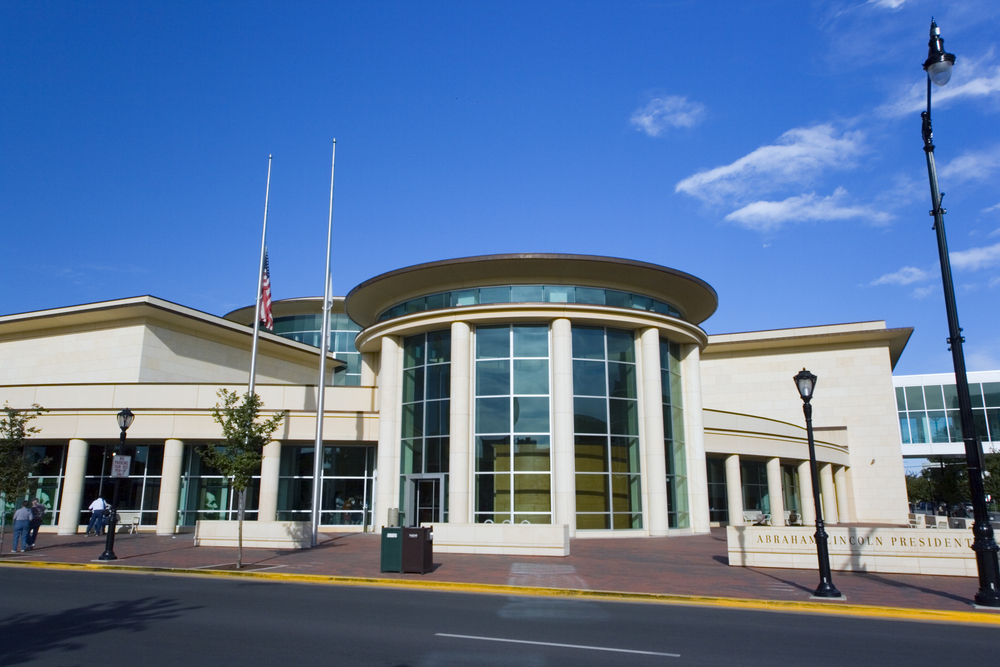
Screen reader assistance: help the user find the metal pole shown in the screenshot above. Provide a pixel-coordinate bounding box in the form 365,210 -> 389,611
922,78 -> 1000,607
99,428 -> 127,561
311,139 -> 337,546
249,155 -> 273,396
802,399 -> 842,598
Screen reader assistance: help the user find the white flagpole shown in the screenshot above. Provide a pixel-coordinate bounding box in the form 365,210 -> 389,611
249,155 -> 273,396
311,139 -> 336,546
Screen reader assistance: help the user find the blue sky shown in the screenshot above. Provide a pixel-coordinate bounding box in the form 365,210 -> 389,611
2,1 -> 999,376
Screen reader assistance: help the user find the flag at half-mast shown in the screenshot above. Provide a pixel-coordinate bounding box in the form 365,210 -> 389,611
259,247 -> 273,330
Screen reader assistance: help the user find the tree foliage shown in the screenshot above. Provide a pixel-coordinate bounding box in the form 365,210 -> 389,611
199,390 -> 282,569
1,403 -> 45,554
200,390 -> 283,493
985,446 -> 1000,508
0,403 -> 46,502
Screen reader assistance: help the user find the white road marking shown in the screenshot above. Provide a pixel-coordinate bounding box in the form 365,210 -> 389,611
436,633 -> 680,657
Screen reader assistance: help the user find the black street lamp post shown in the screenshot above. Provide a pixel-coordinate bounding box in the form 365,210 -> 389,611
919,19 -> 1000,608
99,408 -> 134,561
793,369 -> 843,599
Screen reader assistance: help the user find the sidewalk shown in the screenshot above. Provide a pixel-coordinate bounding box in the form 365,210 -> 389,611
1,527 -> 995,621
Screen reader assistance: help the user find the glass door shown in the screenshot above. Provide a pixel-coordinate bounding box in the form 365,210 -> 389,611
406,474 -> 444,526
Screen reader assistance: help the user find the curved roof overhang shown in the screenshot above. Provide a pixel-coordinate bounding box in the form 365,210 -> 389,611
353,302 -> 709,354
345,254 -> 718,328
223,297 -> 347,326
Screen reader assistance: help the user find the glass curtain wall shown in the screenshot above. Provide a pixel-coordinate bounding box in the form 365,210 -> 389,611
276,444 -> 376,526
400,330 -> 451,526
741,460 -> 770,515
706,456 -> 728,523
178,445 -> 260,526
573,326 -> 642,530
81,442 -> 164,526
896,382 -> 1000,445
271,313 -> 363,386
661,339 -> 688,528
474,325 -> 552,524
1,444 -> 66,526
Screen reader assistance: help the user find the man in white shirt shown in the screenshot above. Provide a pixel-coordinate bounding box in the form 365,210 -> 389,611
87,496 -> 108,536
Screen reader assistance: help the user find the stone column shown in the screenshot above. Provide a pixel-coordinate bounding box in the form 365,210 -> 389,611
639,328 -> 668,536
725,454 -> 743,525
797,460 -> 816,525
58,439 -> 89,535
551,318 -> 576,536
156,439 -> 185,535
374,335 -> 401,532
766,457 -> 785,526
257,440 -> 282,522
360,352 -> 377,386
681,344 -> 710,534
448,321 -> 471,524
834,465 -> 851,524
819,463 -> 839,524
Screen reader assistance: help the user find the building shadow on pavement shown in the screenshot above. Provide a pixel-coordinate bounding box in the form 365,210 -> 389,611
0,597 -> 199,665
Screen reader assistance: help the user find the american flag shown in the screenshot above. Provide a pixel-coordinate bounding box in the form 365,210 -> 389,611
259,248 -> 273,329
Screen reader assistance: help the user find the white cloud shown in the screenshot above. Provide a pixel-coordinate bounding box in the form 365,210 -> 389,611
879,51 -> 1000,117
941,145 -> 1000,181
912,285 -> 937,299
723,187 -> 891,232
990,276 -> 1000,288
630,96 -> 705,137
950,242 -> 1000,270
870,266 -> 930,286
675,124 -> 865,203
983,202 -> 1000,213
867,0 -> 906,8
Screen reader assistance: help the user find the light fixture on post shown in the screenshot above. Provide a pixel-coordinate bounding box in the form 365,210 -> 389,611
99,408 -> 134,561
919,19 -> 1000,608
793,369 -> 843,600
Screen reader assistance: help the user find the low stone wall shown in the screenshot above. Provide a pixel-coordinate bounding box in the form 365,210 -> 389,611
727,525 -> 976,577
194,520 -> 311,549
428,523 -> 569,556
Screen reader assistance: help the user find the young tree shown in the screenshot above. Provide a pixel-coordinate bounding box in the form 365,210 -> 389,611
0,404 -> 45,555
200,390 -> 283,569
984,446 -> 1000,511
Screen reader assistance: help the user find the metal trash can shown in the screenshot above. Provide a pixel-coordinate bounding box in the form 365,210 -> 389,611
401,527 -> 433,574
380,527 -> 403,573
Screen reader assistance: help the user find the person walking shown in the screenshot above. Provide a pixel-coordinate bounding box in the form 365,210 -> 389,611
25,498 -> 46,551
12,501 -> 32,553
87,496 -> 108,536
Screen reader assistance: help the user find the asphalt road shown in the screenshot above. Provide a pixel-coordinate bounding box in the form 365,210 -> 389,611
0,567 -> 996,666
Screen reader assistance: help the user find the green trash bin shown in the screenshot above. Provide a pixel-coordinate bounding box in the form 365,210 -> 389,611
380,527 -> 403,573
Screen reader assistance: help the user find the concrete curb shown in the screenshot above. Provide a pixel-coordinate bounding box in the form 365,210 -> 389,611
3,559 -> 999,626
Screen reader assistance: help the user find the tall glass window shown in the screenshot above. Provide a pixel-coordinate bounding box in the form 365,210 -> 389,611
277,444 -> 375,526
661,338 -> 687,528
741,459 -> 770,514
1,444 -> 66,526
781,464 -> 800,519
400,330 -> 451,525
81,442 -> 164,526
706,456 -> 728,523
573,326 -> 641,530
474,325 -> 552,524
178,445 -> 260,525
896,382 -> 1000,444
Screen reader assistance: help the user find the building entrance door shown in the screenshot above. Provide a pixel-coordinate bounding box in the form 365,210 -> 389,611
406,474 -> 444,526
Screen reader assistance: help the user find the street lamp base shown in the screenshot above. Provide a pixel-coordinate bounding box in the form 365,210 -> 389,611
98,551 -> 117,561
812,582 -> 844,599
974,589 -> 1000,608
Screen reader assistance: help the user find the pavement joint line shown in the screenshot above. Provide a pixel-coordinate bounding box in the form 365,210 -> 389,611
2,559 -> 998,627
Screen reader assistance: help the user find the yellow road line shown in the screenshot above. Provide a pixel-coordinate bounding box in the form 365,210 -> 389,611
2,559 -> 998,626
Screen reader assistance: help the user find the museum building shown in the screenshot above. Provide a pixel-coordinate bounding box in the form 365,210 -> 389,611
0,254 -> 913,542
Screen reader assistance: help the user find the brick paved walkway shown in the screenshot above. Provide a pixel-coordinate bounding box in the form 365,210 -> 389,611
0,527 -> 988,614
